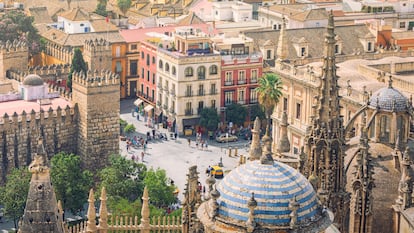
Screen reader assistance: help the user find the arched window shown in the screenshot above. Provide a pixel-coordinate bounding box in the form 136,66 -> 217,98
209,65 -> 218,75
185,67 -> 193,77
159,60 -> 163,69
165,63 -> 170,72
172,66 -> 176,75
197,66 -> 206,80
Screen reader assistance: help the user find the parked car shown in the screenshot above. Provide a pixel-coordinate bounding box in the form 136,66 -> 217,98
238,128 -> 252,140
216,133 -> 238,143
210,165 -> 224,179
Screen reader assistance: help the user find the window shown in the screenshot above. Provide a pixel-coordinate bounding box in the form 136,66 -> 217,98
283,97 -> 288,111
198,101 -> 204,114
141,52 -> 145,59
146,54 -> 150,66
296,103 -> 301,119
159,60 -> 163,69
146,86 -> 149,97
186,85 -> 192,97
225,71 -> 232,85
209,65 -> 218,75
152,73 -> 156,84
225,91 -> 234,106
152,89 -> 155,100
400,22 -> 406,28
152,56 -> 156,64
165,63 -> 170,72
197,66 -> 206,79
185,67 -> 193,77
301,47 -> 306,57
273,24 -> 277,30
198,84 -> 204,96
238,71 -> 246,84
172,66 -> 176,75
131,44 -> 137,50
129,60 -> 137,76
238,88 -> 245,103
211,100 -> 216,109
147,71 -> 150,82
116,46 -> 121,57
116,61 -> 122,73
141,68 -> 144,79
335,44 -> 340,54
210,83 -> 216,95
186,102 -> 192,115
266,50 -> 271,59
250,70 -> 257,83
367,42 -> 372,51
250,88 -> 257,103
80,23 -> 84,26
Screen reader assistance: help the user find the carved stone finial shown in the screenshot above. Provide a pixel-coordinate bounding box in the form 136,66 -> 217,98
141,186 -> 151,228
289,196 -> 300,229
388,75 -> 393,88
278,111 -> 290,153
98,187 -> 108,229
86,189 -> 97,232
246,192 -> 257,233
249,117 -> 262,161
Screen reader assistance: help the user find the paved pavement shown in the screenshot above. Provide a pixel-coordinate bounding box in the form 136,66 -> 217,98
119,98 -> 247,201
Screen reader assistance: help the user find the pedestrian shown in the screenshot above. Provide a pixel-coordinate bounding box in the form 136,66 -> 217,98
205,141 -> 208,150
126,143 -> 129,152
137,114 -> 139,120
143,143 -> 147,153
174,132 -> 177,140
152,129 -> 156,137
201,141 -> 204,150
141,151 -> 145,162
132,155 -> 135,161
203,186 -> 206,193
196,141 -> 199,149
188,138 -> 191,146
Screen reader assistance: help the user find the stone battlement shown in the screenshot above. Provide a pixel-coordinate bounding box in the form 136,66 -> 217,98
72,70 -> 120,88
83,38 -> 110,52
0,40 -> 28,54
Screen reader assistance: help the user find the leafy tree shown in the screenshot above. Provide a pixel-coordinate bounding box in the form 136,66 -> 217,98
0,11 -> 40,54
108,197 -> 142,218
256,73 -> 283,133
0,167 -> 31,229
199,107 -> 219,131
124,124 -> 136,134
50,152 -> 93,214
99,155 -> 147,203
143,168 -> 176,207
225,103 -> 247,127
67,48 -> 87,90
95,2 -> 108,17
117,0 -> 132,16
249,104 -> 266,122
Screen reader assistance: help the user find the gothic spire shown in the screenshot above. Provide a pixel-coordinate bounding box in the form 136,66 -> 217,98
249,117 -> 262,161
18,137 -> 65,233
276,16 -> 288,69
277,111 -> 290,154
349,111 -> 374,233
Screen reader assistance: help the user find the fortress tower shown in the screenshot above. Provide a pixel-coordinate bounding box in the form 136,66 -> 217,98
71,69 -> 120,170
83,39 -> 112,72
0,40 -> 29,78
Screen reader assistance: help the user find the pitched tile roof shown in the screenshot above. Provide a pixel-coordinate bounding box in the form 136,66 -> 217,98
42,28 -> 125,46
177,12 -> 205,26
28,7 -> 53,24
58,7 -> 90,21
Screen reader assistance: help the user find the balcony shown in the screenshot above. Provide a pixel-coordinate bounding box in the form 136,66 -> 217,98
163,104 -> 168,110
250,98 -> 258,104
238,80 -> 246,85
170,89 -> 175,96
251,78 -> 258,83
185,91 -> 193,97
198,73 -> 205,80
210,90 -> 217,95
224,81 -> 233,86
157,84 -> 163,91
165,88 -> 169,95
185,109 -> 193,116
198,90 -> 205,96
238,100 -> 245,105
225,101 -> 235,106
156,101 -> 161,107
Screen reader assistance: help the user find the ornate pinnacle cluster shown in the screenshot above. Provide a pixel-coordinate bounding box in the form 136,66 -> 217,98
249,117 -> 262,161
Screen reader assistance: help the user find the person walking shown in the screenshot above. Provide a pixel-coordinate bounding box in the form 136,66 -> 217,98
188,138 -> 191,146
141,151 -> 145,162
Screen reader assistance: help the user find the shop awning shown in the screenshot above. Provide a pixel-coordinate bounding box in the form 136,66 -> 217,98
182,117 -> 200,126
155,108 -> 162,116
144,105 -> 154,112
134,99 -> 143,106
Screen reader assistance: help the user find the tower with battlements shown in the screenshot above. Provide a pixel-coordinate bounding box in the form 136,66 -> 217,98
83,39 -> 112,72
0,40 -> 28,79
71,70 -> 120,170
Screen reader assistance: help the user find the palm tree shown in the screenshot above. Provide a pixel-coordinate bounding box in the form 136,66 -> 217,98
256,73 -> 283,135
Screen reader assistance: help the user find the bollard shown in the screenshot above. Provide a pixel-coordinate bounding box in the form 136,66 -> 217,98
234,148 -> 238,157
238,155 -> 243,165
228,147 -> 232,157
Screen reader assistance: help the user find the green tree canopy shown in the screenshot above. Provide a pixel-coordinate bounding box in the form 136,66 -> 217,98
225,103 -> 247,127
50,152 -> 93,214
95,2 -> 108,17
249,104 -> 266,122
67,48 -> 87,90
256,73 -> 283,132
0,10 -> 40,54
117,0 -> 132,16
124,124 -> 136,135
99,155 -> 147,203
0,167 -> 31,229
143,168 -> 176,207
199,107 -> 220,131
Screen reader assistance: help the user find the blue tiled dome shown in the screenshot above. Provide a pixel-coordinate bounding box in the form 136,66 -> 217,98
217,160 -> 320,227
369,87 -> 410,112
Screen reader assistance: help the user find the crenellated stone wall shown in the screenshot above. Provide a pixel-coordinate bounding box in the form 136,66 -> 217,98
0,40 -> 29,79
71,70 -> 120,171
0,106 -> 78,183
